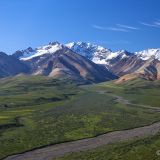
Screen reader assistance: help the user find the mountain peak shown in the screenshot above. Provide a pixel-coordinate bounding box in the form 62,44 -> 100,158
13,42 -> 66,61
12,41 -> 160,64
66,41 -> 111,51
66,42 -> 112,61
48,41 -> 61,46
135,48 -> 160,61
66,42 -> 132,65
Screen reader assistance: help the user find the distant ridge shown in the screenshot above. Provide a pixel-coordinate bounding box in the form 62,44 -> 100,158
0,41 -> 159,82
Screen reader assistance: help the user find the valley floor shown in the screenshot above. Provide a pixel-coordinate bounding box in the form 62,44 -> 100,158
1,76 -> 160,159
4,121 -> 160,160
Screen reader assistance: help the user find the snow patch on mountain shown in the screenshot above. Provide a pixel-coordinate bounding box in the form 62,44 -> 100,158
14,41 -> 160,64
66,42 -> 111,60
66,42 -> 130,64
135,49 -> 160,61
20,42 -> 63,60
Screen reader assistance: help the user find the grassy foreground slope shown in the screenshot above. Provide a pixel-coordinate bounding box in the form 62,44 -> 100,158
0,76 -> 160,159
55,133 -> 160,160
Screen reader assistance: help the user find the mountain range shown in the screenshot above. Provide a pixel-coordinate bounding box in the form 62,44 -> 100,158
0,41 -> 160,83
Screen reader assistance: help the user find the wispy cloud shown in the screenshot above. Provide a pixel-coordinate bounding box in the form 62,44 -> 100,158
140,20 -> 160,28
154,21 -> 160,26
140,22 -> 158,27
92,24 -> 139,32
92,25 -> 107,30
92,25 -> 128,32
107,27 -> 129,32
116,24 -> 139,30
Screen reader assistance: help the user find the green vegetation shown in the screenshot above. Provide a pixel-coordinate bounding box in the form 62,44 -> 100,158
55,134 -> 160,160
91,78 -> 160,107
0,76 -> 160,159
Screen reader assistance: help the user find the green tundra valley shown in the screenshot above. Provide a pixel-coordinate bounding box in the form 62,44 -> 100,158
1,76 -> 160,160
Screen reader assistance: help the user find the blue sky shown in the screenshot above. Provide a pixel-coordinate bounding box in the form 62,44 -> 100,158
0,0 -> 160,54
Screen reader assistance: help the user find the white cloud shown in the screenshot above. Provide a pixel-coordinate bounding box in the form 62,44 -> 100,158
140,20 -> 160,28
92,25 -> 107,30
154,21 -> 160,26
92,25 -> 128,32
106,27 -> 128,32
116,24 -> 139,30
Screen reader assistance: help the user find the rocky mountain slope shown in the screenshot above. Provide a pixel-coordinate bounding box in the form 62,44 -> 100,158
0,52 -> 29,78
66,42 -> 131,65
107,50 -> 160,81
12,42 -> 117,83
0,41 -> 160,82
66,42 -> 160,81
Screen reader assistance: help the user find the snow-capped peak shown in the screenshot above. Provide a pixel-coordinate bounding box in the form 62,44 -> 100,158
18,42 -> 64,60
13,41 -> 160,64
66,42 -> 111,52
66,42 -> 131,64
135,48 -> 160,61
66,42 -> 112,62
